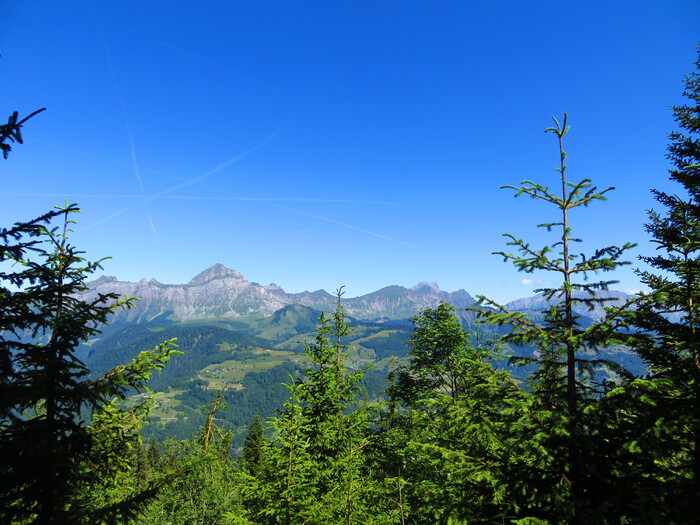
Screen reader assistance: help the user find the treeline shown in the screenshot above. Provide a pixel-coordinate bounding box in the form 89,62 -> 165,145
1,49 -> 700,524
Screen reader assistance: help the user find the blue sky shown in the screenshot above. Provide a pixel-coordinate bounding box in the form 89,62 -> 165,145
1,1 -> 699,303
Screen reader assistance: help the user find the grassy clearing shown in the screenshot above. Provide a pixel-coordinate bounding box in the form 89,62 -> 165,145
136,390 -> 184,421
196,350 -> 299,389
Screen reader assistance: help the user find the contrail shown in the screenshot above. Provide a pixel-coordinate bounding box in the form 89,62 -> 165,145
107,20 -> 263,86
187,179 -> 454,259
12,139 -> 414,206
53,2 -> 447,262
74,136 -> 439,255
85,124 -> 282,229
128,134 -> 146,194
267,202 -> 458,260
281,205 -> 428,252
57,0 -> 268,87
165,123 -> 283,192
147,214 -> 158,241
0,192 -> 412,206
93,8 -> 157,239
28,138 -> 139,169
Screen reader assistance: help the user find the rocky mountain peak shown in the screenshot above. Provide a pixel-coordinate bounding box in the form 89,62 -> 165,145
85,264 -> 631,325
410,282 -> 442,293
90,275 -> 118,286
188,264 -> 246,286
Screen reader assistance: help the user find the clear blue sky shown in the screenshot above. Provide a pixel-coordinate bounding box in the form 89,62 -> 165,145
2,1 -> 699,303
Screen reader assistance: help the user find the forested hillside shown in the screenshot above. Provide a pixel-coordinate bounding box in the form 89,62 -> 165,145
76,293 -> 645,446
81,311 -> 410,443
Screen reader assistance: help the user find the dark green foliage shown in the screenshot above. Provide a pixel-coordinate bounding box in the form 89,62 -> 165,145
221,361 -> 303,429
8,50 -> 700,524
241,414 -> 266,476
0,107 -> 45,159
477,115 -> 636,522
140,360 -> 304,445
352,328 -> 410,359
358,368 -> 391,399
613,46 -> 700,521
85,322 -> 268,391
0,204 -> 179,524
140,396 -> 247,525
250,304 -> 323,343
246,290 -> 395,524
389,301 -> 475,404
384,302 -> 548,523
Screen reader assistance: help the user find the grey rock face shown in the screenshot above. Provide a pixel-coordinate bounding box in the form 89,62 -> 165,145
83,264 -> 476,323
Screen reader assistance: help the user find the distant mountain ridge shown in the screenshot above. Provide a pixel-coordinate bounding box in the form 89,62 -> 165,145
84,264 -> 633,325
80,265 -> 643,442
504,290 -> 631,321
83,264 -> 478,323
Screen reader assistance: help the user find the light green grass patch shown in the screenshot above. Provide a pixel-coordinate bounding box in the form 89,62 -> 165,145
196,350 -> 299,389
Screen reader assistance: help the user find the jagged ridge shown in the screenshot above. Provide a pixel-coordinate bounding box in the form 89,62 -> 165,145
83,264 -> 477,323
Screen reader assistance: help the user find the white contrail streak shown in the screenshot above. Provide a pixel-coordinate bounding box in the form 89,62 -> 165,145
128,135 -> 146,194
148,214 -> 158,241
10,139 -> 415,206
85,125 -> 282,229
52,1 -> 444,261
189,180 -> 453,259
27,139 -> 409,205
0,192 -> 412,206
281,205 -> 428,252
28,139 -> 138,168
59,0 -> 267,86
105,20 -> 268,86
93,8 -> 157,239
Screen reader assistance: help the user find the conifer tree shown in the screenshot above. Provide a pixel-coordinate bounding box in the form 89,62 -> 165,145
141,393 -> 244,525
0,204 -> 179,524
247,290 -> 393,524
241,413 -> 267,477
0,107 -> 45,159
1,100 -> 180,523
385,302 -> 542,523
249,377 -> 317,524
389,301 -> 473,405
477,114 -> 635,522
618,45 -> 700,520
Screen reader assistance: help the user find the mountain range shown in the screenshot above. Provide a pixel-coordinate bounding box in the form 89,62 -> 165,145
84,263 -> 631,324
84,263 -> 477,323
79,264 -> 641,443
